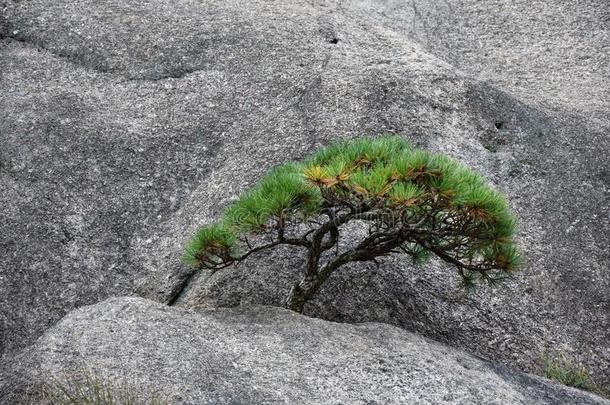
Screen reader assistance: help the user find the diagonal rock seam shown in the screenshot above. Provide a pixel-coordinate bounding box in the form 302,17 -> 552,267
4,34 -> 207,81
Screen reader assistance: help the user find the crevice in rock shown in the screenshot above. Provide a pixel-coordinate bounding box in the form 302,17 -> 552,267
167,270 -> 197,306
5,34 -> 206,82
5,34 -> 115,75
120,67 -> 208,83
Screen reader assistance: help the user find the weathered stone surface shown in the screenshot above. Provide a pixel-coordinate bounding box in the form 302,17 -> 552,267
2,297 -> 608,405
1,0 -> 608,392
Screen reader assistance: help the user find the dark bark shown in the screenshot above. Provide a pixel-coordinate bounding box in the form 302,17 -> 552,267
285,231 -> 406,313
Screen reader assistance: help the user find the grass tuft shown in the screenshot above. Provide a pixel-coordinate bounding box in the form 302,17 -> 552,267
41,371 -> 168,405
544,356 -> 596,392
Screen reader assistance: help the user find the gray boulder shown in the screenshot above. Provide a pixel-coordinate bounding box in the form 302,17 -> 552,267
1,0 -> 608,392
2,297 -> 608,405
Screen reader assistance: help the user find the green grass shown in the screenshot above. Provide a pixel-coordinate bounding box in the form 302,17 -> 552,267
42,371 -> 168,405
544,356 -> 595,392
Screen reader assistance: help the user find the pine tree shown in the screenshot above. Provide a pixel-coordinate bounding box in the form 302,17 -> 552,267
184,137 -> 520,312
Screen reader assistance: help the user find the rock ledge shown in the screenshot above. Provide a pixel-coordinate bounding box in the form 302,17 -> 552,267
2,297 -> 608,405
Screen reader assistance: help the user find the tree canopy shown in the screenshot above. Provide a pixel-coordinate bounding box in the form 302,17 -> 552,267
184,136 -> 520,311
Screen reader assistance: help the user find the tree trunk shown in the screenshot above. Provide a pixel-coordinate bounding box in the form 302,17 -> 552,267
285,275 -> 320,313
284,241 -> 395,312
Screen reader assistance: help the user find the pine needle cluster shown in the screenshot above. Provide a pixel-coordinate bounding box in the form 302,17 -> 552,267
184,136 -> 520,311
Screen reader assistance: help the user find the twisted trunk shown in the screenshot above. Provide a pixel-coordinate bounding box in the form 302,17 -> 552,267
285,236 -> 405,312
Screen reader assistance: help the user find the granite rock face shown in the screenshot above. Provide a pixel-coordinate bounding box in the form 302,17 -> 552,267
1,0 -> 608,392
3,297 -> 609,405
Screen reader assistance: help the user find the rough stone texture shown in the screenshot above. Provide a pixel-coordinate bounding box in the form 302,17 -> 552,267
1,0 -> 608,393
2,297 -> 609,405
